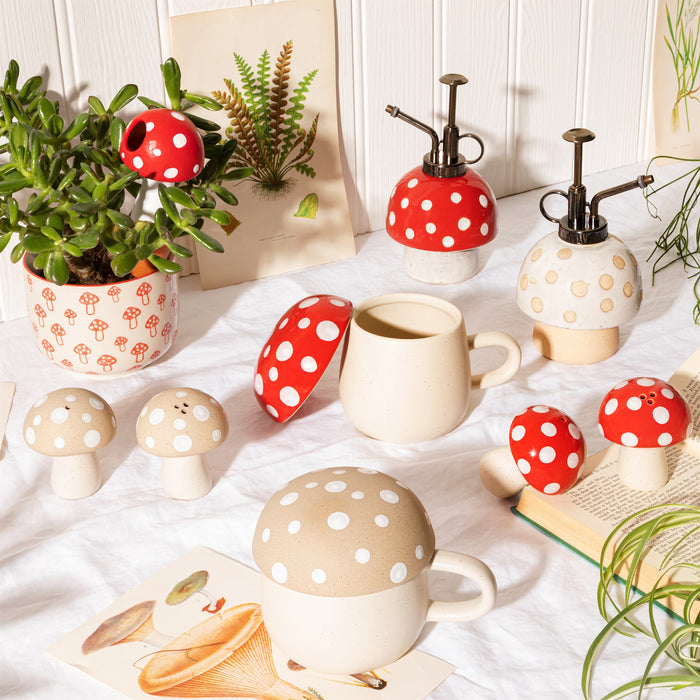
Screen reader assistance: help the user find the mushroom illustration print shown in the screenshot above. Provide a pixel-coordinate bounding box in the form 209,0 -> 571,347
478,406 -> 586,498
253,466 -> 496,675
23,388 -> 116,499
165,570 -> 225,614
385,74 -> 496,283
516,129 -> 652,364
136,388 -> 228,500
598,377 -> 693,491
120,108 -> 205,183
255,295 -> 353,422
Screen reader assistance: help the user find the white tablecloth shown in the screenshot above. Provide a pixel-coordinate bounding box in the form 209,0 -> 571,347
1,162 -> 698,699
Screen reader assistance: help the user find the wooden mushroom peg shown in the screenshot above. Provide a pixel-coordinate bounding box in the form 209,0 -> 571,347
136,388 -> 228,500
479,405 -> 586,498
598,377 -> 693,491
23,388 -> 116,499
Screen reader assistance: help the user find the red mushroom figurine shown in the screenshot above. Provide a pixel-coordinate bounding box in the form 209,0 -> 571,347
598,377 -> 693,491
385,74 -> 497,283
120,108 -> 204,183
479,405 -> 586,498
255,295 -> 353,422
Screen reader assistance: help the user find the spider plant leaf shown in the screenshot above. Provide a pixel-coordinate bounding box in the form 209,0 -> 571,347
108,83 -> 138,113
293,192 -> 318,219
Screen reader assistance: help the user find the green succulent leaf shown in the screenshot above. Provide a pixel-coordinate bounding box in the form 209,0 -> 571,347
62,242 -> 83,257
164,187 -> 196,209
22,234 -> 55,253
3,60 -> 19,91
138,96 -> 166,110
106,209 -> 134,230
162,58 -> 182,110
0,231 -> 11,254
0,175 -> 32,195
163,238 -> 192,258
88,95 -> 107,116
182,91 -> 223,112
185,113 -> 221,132
10,241 -> 25,263
18,75 -> 43,102
62,112 -> 90,141
110,117 -> 126,152
148,254 -> 182,273
45,251 -> 69,285
108,83 -> 138,113
209,184 -> 239,206
185,225 -> 224,252
203,208 -> 231,226
111,250 -> 138,277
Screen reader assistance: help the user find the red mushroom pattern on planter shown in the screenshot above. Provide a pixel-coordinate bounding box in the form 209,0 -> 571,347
509,405 -> 586,495
598,377 -> 693,449
24,261 -> 178,375
386,165 -> 497,252
255,295 -> 353,423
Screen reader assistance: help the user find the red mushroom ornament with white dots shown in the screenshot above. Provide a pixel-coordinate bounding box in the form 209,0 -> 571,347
120,108 -> 204,183
598,377 -> 693,491
386,74 -> 497,284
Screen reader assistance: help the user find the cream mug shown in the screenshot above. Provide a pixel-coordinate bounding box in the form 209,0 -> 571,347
338,293 -> 521,442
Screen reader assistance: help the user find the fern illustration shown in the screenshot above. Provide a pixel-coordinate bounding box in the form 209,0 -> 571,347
213,40 -> 319,197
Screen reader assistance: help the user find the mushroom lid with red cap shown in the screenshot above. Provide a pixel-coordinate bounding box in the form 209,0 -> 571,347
254,295 -> 353,423
120,108 -> 205,183
386,165 -> 496,253
253,466 -> 436,597
598,377 -> 693,448
509,405 -> 586,494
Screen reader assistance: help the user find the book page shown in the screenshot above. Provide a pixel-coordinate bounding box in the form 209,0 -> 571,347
670,345 -> 700,452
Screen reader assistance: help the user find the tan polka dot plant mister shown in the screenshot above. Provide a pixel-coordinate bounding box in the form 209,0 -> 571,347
516,128 -> 654,364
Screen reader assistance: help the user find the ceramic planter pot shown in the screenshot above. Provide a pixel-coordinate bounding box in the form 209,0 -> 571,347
253,467 -> 497,675
23,256 -> 178,375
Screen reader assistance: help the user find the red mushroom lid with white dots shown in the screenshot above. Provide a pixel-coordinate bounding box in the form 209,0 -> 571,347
253,466 -> 436,596
254,295 -> 353,423
509,405 -> 586,495
120,108 -> 204,183
598,377 -> 693,449
386,165 -> 497,252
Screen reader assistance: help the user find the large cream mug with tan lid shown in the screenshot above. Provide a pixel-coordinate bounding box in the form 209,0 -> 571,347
253,466 -> 497,675
338,292 -> 521,442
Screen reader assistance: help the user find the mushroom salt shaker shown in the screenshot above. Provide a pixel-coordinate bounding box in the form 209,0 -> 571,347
385,74 -> 497,283
598,377 -> 693,491
136,388 -> 228,499
253,466 -> 497,675
479,405 -> 586,498
23,388 -> 116,499
120,108 -> 205,183
516,128 -> 653,364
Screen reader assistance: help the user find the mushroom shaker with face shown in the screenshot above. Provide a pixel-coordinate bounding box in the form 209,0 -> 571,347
479,405 -> 586,498
516,129 -> 653,364
136,388 -> 228,499
598,377 -> 693,491
23,388 -> 116,499
385,74 -> 497,283
253,466 -> 497,675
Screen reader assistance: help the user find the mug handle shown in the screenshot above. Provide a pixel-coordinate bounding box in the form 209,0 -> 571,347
468,331 -> 521,390
426,549 -> 497,622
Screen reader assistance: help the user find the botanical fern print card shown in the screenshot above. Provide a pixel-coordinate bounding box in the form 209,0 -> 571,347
48,546 -> 454,699
170,0 -> 356,289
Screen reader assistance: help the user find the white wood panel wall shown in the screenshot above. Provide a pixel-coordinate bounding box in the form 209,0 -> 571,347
0,0 -> 656,322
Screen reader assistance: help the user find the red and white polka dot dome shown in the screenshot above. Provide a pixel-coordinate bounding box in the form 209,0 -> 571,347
255,295 -> 353,423
386,165 -> 497,252
598,377 -> 693,449
120,108 -> 204,183
253,467 -> 436,596
508,405 -> 586,495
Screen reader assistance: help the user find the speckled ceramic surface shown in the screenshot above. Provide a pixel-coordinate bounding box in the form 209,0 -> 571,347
24,257 -> 178,375
253,466 -> 436,597
516,232 -> 641,330
23,388 -> 116,456
136,388 -> 228,458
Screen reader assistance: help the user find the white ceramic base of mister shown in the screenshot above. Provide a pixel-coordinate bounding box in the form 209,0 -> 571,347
403,247 -> 479,284
51,454 -> 101,499
617,445 -> 669,491
161,455 -> 212,500
533,321 -> 619,364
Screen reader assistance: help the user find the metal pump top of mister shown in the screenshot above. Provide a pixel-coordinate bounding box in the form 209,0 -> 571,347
539,128 -> 654,245
386,73 -> 485,178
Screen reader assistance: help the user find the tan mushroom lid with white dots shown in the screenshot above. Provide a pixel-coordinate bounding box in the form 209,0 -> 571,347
516,232 -> 641,330
253,467 -> 436,597
23,388 -> 116,456
136,388 -> 228,457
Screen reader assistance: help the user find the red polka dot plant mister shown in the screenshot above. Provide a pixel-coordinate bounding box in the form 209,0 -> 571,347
0,58 -> 252,375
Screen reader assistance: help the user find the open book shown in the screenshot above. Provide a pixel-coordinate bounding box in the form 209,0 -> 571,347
514,346 -> 700,617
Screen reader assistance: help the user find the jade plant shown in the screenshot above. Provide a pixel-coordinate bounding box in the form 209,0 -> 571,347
213,40 -> 318,197
582,504 -> 700,698
0,58 -> 251,286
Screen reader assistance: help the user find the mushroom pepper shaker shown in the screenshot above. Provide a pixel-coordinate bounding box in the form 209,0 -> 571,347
516,129 -> 653,364
385,74 -> 497,283
136,388 -> 228,499
598,377 -> 693,491
479,405 -> 586,498
23,388 -> 116,499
